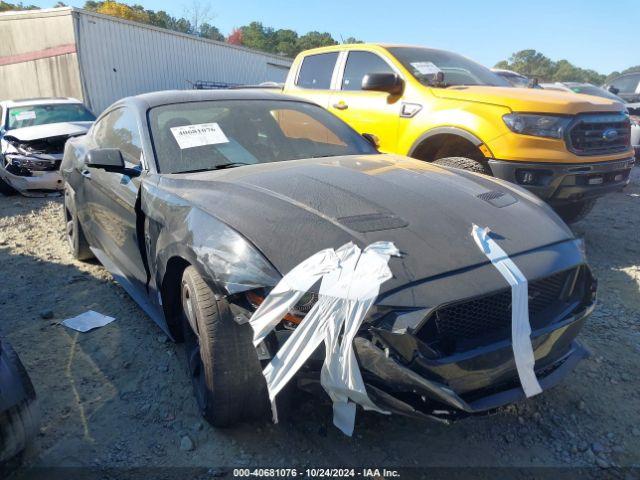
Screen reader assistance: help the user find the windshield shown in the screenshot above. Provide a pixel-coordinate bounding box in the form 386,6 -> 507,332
387,47 -> 510,88
149,99 -> 378,174
496,72 -> 530,88
6,103 -> 95,131
570,85 -> 624,102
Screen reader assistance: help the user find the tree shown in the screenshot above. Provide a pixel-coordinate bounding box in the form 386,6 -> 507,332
0,1 -> 39,11
199,22 -> 224,41
273,29 -> 298,56
342,37 -> 363,44
241,22 -> 275,52
95,1 -> 150,23
184,0 -> 211,34
296,31 -> 337,52
227,28 -> 243,45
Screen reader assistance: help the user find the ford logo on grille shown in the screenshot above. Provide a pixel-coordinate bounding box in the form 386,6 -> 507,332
602,128 -> 619,142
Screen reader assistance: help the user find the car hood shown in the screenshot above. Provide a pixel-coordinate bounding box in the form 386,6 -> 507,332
431,85 -> 625,115
157,155 -> 573,294
3,121 -> 93,142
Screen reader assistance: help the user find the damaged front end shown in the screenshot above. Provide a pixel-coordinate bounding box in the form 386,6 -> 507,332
1,128 -> 87,196
239,240 -> 596,429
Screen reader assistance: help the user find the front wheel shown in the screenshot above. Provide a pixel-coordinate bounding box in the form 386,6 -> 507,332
63,186 -> 94,261
180,266 -> 268,427
553,199 -> 597,224
432,156 -> 491,175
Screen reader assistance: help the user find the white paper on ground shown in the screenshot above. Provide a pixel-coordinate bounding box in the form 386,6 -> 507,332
248,241 -> 400,436
170,122 -> 229,149
410,61 -> 442,76
471,225 -> 543,398
62,310 -> 115,333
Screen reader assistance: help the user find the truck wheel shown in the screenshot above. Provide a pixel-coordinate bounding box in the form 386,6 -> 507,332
63,187 -> 94,261
180,266 -> 268,427
432,156 -> 491,175
553,200 -> 596,224
0,343 -> 39,464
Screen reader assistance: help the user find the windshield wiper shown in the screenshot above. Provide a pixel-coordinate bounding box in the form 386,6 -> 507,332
173,162 -> 253,174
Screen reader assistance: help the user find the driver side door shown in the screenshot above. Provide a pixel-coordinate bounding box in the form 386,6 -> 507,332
83,107 -> 147,288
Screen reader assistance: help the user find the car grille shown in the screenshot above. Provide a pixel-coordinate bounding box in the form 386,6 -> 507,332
417,268 -> 579,353
567,113 -> 631,156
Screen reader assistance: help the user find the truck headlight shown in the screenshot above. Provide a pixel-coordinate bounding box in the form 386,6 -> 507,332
503,113 -> 571,139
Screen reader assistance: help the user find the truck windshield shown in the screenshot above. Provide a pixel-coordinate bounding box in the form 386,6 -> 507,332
6,103 -> 96,131
387,47 -> 511,88
149,99 -> 378,174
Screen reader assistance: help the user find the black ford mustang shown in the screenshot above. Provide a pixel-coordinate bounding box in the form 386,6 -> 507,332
60,89 -> 595,427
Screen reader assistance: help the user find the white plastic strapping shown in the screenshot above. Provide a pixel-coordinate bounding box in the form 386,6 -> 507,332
471,225 -> 543,398
248,241 -> 400,436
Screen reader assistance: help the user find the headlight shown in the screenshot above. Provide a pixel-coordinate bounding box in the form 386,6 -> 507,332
503,113 -> 572,139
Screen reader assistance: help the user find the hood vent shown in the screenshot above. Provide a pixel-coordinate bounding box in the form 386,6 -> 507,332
476,190 -> 517,208
338,213 -> 409,233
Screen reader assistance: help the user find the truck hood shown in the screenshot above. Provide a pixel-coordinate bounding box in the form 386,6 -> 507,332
431,86 -> 625,115
3,121 -> 93,142
157,155 -> 573,295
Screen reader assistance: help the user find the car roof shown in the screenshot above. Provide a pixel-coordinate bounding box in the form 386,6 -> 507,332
0,97 -> 82,108
111,88 -> 315,111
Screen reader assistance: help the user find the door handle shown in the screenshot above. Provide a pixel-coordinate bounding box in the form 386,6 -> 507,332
333,101 -> 348,110
81,169 -> 92,179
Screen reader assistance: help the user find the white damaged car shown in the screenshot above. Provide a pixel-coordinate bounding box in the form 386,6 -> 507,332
0,98 -> 95,196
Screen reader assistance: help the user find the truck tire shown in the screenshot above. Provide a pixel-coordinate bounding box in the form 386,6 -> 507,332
63,187 -> 94,261
553,199 -> 596,224
432,156 -> 491,175
0,343 -> 39,464
180,266 -> 268,427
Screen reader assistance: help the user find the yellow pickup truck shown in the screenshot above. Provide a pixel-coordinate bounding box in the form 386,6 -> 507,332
282,44 -> 635,222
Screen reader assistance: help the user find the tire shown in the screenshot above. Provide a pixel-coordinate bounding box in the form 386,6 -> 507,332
63,186 -> 94,261
0,343 -> 39,464
0,176 -> 17,196
553,199 -> 597,224
180,266 -> 268,427
432,156 -> 491,175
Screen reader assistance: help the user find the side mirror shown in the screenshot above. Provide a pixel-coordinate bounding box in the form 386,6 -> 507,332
607,85 -> 620,95
85,148 -> 125,171
362,73 -> 404,96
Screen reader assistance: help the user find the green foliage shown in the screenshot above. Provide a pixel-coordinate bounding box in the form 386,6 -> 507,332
494,49 -> 607,85
0,1 -> 40,11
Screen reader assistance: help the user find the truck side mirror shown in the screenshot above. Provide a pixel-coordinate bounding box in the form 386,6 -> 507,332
86,148 -> 125,171
608,85 -> 620,95
362,73 -> 404,96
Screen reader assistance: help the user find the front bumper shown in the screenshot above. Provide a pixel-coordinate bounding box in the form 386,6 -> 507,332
0,165 -> 63,195
488,157 -> 635,205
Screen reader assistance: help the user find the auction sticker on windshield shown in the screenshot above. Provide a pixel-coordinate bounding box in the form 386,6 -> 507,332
170,122 -> 229,149
410,61 -> 441,76
14,110 -> 37,121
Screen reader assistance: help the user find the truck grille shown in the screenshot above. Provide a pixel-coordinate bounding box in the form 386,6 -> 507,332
567,113 -> 631,156
416,268 -> 579,353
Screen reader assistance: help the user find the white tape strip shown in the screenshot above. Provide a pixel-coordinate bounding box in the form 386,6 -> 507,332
248,241 -> 400,436
471,225 -> 542,398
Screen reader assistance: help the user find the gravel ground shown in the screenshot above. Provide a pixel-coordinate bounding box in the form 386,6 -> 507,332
0,169 -> 639,479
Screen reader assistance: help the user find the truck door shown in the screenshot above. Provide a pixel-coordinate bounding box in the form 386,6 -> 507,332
288,52 -> 340,109
329,50 -> 401,153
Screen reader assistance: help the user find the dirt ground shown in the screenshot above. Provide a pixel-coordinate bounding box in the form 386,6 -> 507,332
1,169 -> 639,479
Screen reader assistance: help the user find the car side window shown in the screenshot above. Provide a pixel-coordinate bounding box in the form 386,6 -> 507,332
610,73 -> 640,94
341,51 -> 395,91
296,52 -> 339,90
94,108 -> 142,165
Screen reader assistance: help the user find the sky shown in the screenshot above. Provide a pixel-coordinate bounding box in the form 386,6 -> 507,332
28,0 -> 639,74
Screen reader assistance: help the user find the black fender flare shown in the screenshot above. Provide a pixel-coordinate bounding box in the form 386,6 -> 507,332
408,126 -> 485,157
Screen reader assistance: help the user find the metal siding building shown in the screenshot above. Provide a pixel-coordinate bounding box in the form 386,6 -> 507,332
0,7 -> 292,113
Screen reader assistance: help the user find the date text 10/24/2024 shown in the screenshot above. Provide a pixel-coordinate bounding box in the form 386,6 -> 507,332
232,468 -> 401,478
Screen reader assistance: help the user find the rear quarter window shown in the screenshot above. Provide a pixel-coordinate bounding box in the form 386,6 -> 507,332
296,52 -> 339,90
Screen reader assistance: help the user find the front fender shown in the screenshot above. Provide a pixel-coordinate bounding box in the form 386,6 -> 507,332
142,181 -> 281,298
